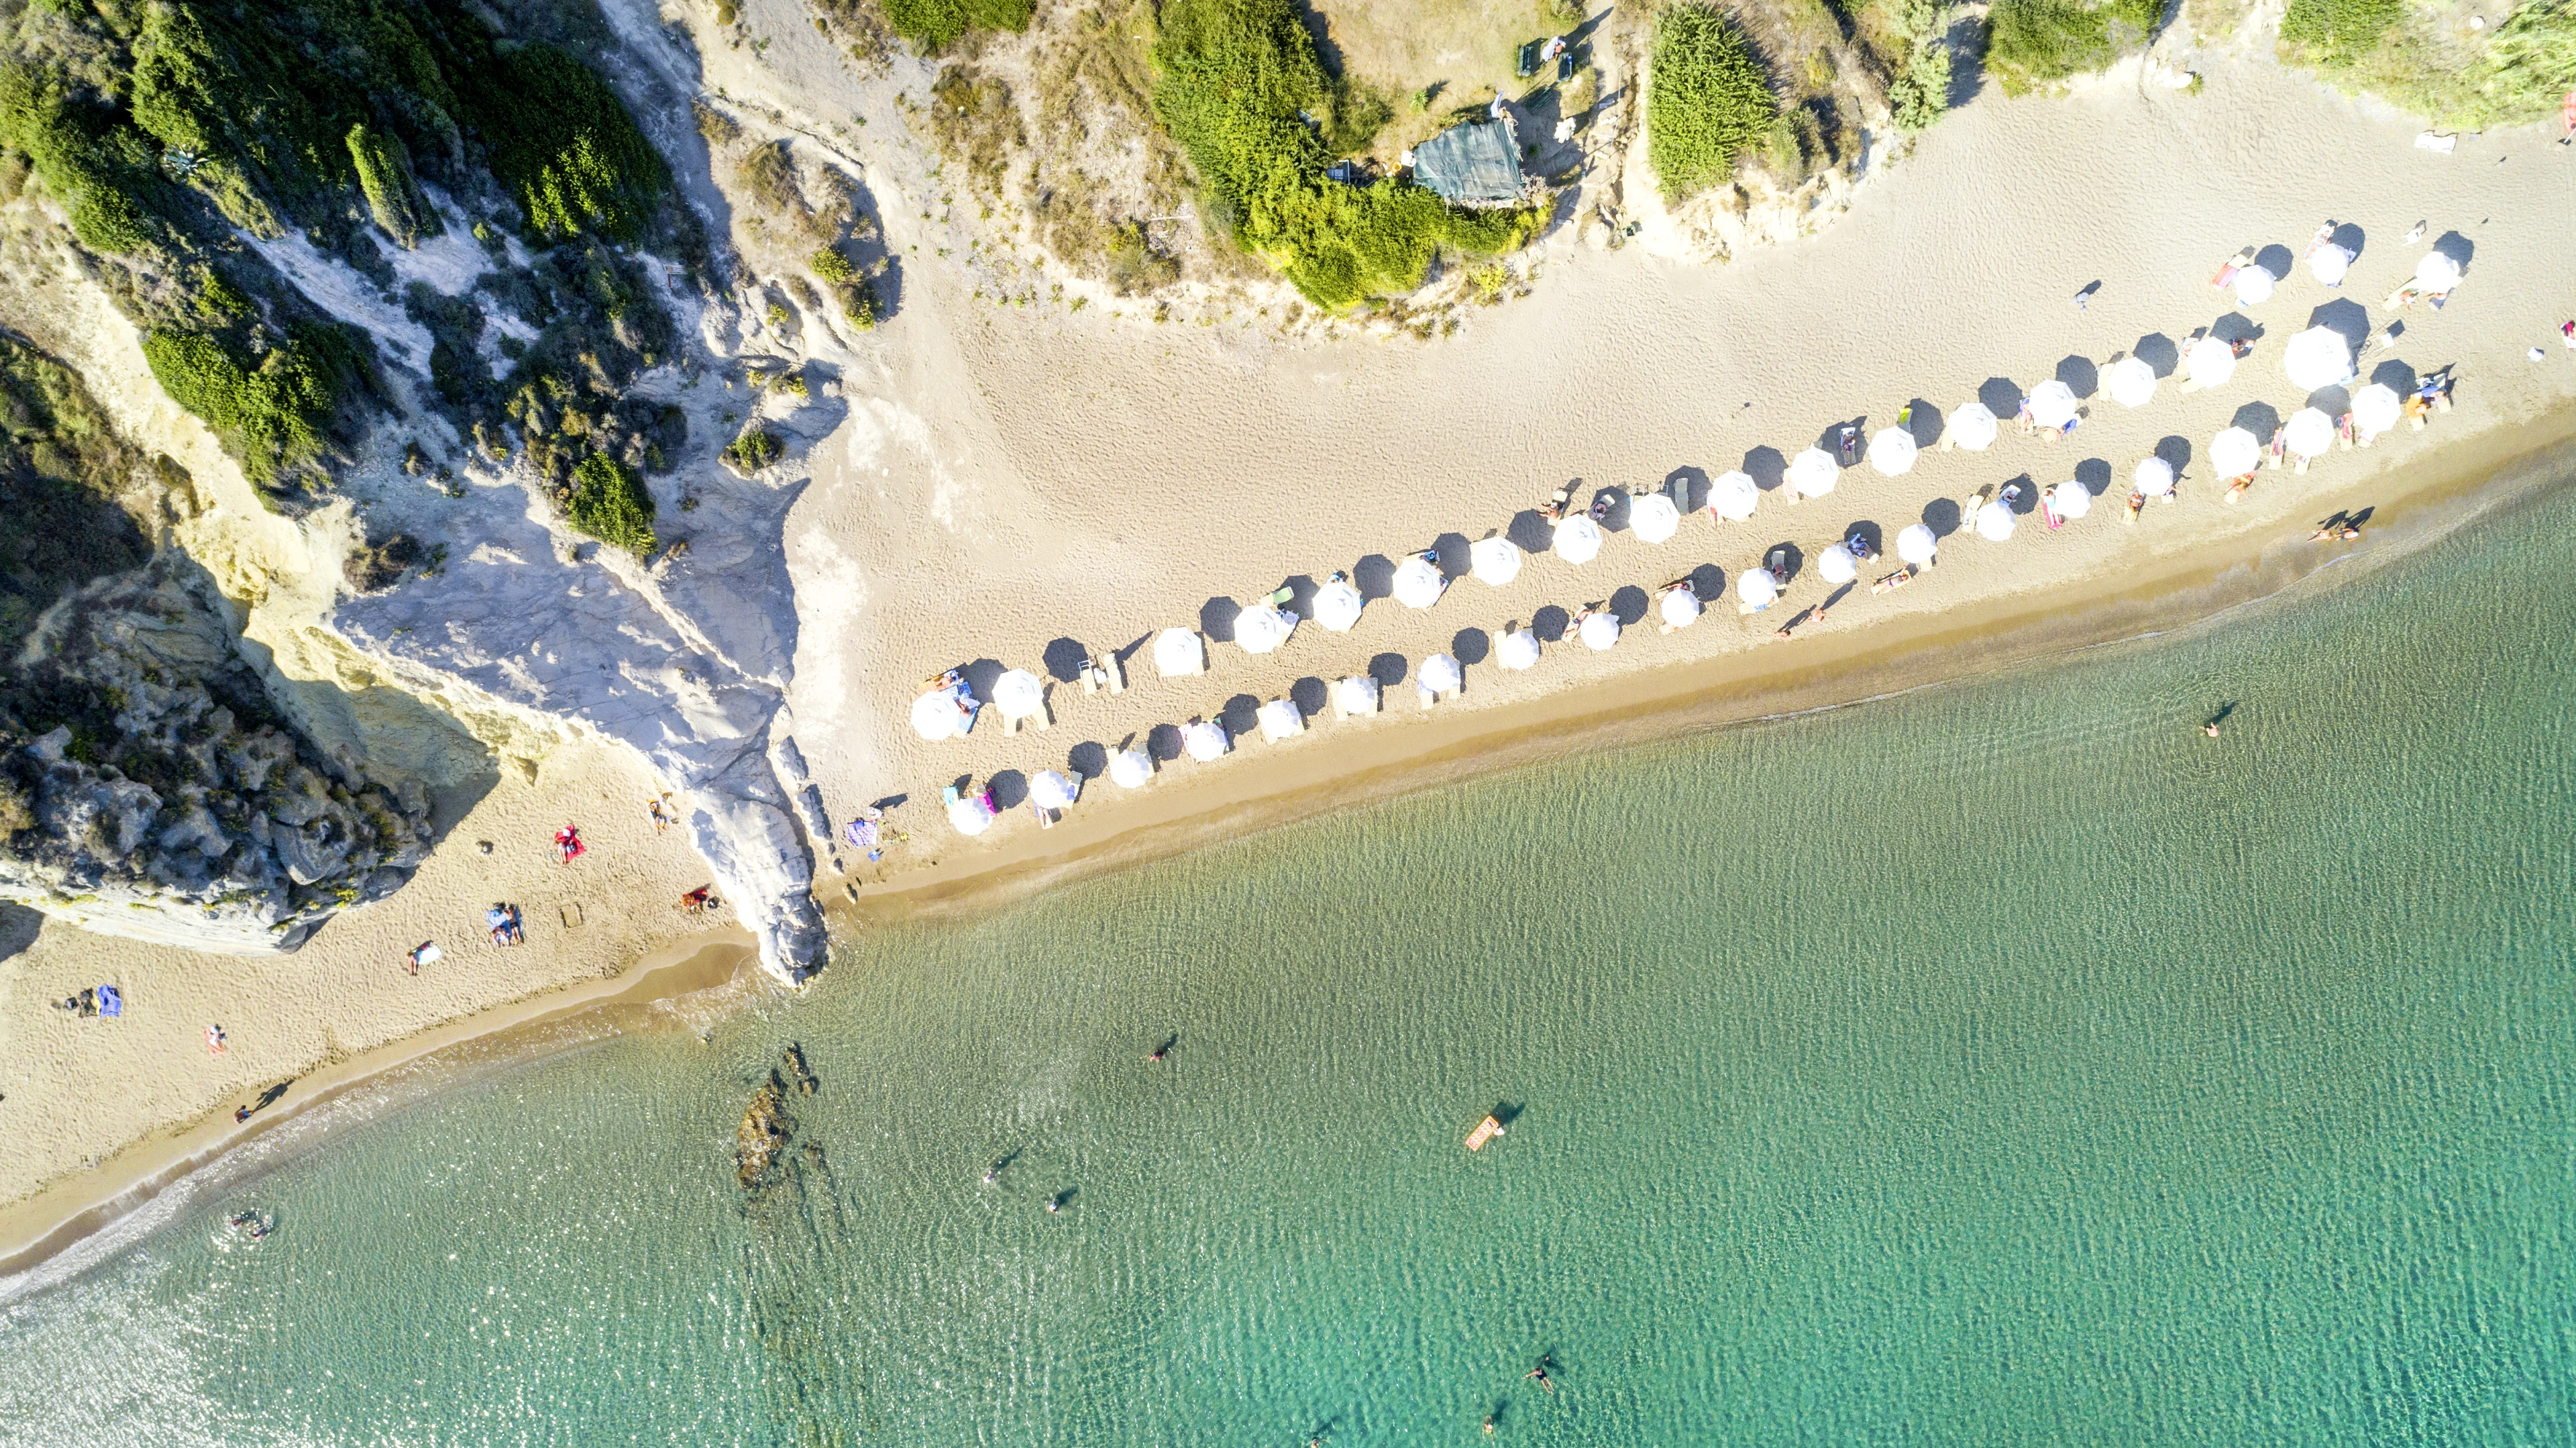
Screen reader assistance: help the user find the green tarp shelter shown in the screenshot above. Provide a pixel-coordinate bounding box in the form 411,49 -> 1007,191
1411,115 -> 1523,207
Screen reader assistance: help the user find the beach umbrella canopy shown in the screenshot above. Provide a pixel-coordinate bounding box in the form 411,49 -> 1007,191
1818,543 -> 1858,585
1737,568 -> 1778,609
993,668 -> 1046,721
1554,515 -> 1603,564
1895,523 -> 1938,565
1257,699 -> 1303,740
2106,356 -> 2157,408
1867,427 -> 1919,476
1976,499 -> 2017,541
910,688 -> 973,740
946,794 -> 992,835
1578,611 -> 1620,650
1337,675 -> 1381,713
2415,251 -> 2463,293
1788,448 -> 1839,499
1947,403 -> 2000,452
1709,471 -> 1760,520
2210,426 -> 2262,477
2353,382 -> 2402,435
2184,336 -> 2237,389
2284,407 -> 2335,458
1420,653 -> 1463,693
2234,262 -> 2277,305
1154,627 -> 1204,676
1030,769 -> 1077,810
1392,554 -> 1445,609
1311,578 -> 1364,632
2051,480 -> 2093,520
1235,602 -> 1296,654
1630,493 -> 1681,544
2135,457 -> 2176,497
1108,748 -> 1154,788
1469,536 -> 1523,586
2027,380 -> 2079,431
2310,242 -> 2354,287
2283,327 -> 2355,391
1497,629 -> 1541,670
1660,586 -> 1701,629
1182,720 -> 1228,761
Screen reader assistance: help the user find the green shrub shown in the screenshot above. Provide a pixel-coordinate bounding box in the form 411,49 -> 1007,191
1150,0 -> 1538,309
836,278 -> 881,329
1647,4 -> 1776,202
140,325 -> 364,488
2277,0 -> 2401,63
883,0 -> 1036,50
347,123 -> 439,248
1884,0 -> 1956,134
566,452 -> 657,556
1984,0 -> 2161,94
478,44 -> 672,242
0,66 -> 155,252
0,333 -> 152,638
810,247 -> 857,283
2279,0 -> 2575,127
2469,0 -> 2576,124
723,427 -> 784,473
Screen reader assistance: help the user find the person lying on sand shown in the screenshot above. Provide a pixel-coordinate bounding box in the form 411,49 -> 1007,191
2211,246 -> 2257,288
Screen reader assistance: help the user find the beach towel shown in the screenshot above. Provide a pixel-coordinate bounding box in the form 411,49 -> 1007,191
415,943 -> 444,968
845,819 -> 879,849
97,984 -> 121,1017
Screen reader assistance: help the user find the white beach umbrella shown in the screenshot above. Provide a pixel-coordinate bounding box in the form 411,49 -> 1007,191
1336,675 -> 1381,714
2234,262 -> 2277,305
1153,627 -> 1204,677
2415,251 -> 2463,293
1256,699 -> 1303,740
2283,327 -> 2355,391
1787,448 -> 1839,499
1469,536 -> 1523,586
946,794 -> 993,836
1578,610 -> 1620,651
2135,457 -> 2176,497
2184,335 -> 2237,389
1709,470 -> 1760,520
2210,426 -> 2262,477
1737,568 -> 1778,609
993,668 -> 1046,721
1419,653 -> 1463,694
2284,407 -> 2336,458
2051,480 -> 2093,521
1660,586 -> 1702,629
1108,748 -> 1154,788
1030,769 -> 1078,811
2027,380 -> 2079,431
1497,629 -> 1541,670
1311,578 -> 1364,632
1867,427 -> 1919,476
1629,493 -> 1681,544
1947,403 -> 2000,452
1817,543 -> 1859,586
2106,356 -> 2157,409
1234,602 -> 1296,654
2352,382 -> 2402,437
910,688 -> 973,740
2310,242 -> 2354,287
1976,499 -> 2017,541
1554,514 -> 1603,564
1895,523 -> 1938,566
1392,554 -> 1446,609
1182,719 -> 1228,761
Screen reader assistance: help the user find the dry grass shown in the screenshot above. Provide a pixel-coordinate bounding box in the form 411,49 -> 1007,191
927,63 -> 1026,193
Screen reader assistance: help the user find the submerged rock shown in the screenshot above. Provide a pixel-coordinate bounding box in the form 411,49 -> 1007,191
735,1074 -> 794,1190
0,556 -> 434,951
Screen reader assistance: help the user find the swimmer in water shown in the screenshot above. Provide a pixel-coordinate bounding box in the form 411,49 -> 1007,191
2202,721 -> 2222,737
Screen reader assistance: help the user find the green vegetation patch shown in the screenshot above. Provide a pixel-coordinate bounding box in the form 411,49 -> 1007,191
478,44 -> 672,242
1646,3 -> 1776,202
1149,0 -> 1538,310
723,427 -> 784,474
0,333 -> 151,638
1884,0 -> 1957,134
140,324 -> 369,492
1984,0 -> 2161,94
347,123 -> 441,249
566,452 -> 657,556
883,0 -> 1036,51
2278,0 -> 2576,126
0,65 -> 158,253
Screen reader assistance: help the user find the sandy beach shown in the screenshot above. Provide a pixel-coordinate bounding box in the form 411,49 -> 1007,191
4,34 -> 2575,1272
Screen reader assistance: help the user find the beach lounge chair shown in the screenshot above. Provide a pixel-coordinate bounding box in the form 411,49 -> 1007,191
1871,568 -> 1915,595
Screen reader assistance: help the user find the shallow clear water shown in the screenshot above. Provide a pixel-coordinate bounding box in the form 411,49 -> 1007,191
5,483 -> 2575,1446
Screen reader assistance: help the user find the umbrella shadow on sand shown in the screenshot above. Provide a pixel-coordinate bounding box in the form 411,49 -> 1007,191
1506,509 -> 1556,554
2254,242 -> 2297,278
1146,723 -> 1184,762
1743,446 -> 1788,493
1220,695 -> 1260,735
1289,676 -> 1330,715
1609,585 -> 1650,625
2231,401 -> 2283,441
1532,603 -> 1572,642
1432,533 -> 1473,578
1663,466 -> 1708,513
2210,311 -> 2263,348
2154,434 -> 2194,476
1066,741 -> 1107,780
2055,356 -> 2099,399
1451,627 -> 1491,666
2133,333 -> 2180,377
1368,653 -> 1409,688
2306,297 -> 2373,351
1041,637 -> 1091,683
1902,399 -> 1945,444
2072,458 -> 2112,497
1197,597 -> 1241,643
1352,554 -> 1397,601
1921,496 -> 1964,539
1977,376 -> 2023,417
2368,358 -> 2418,393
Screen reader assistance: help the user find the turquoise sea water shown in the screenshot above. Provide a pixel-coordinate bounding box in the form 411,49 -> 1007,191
4,480 -> 2575,1446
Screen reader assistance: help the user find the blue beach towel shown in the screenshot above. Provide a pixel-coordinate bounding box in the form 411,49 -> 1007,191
97,984 -> 121,1017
